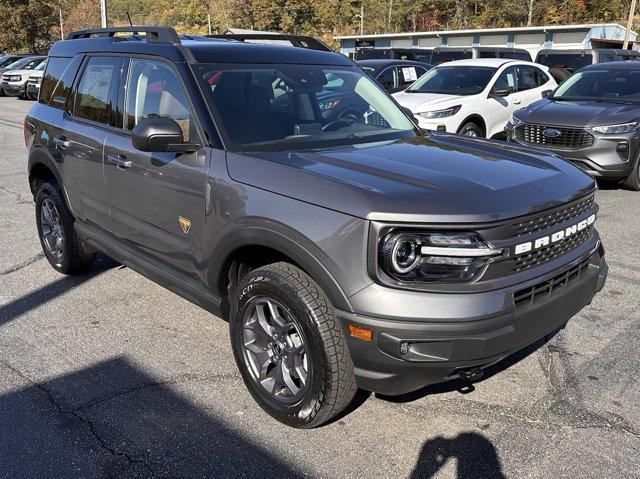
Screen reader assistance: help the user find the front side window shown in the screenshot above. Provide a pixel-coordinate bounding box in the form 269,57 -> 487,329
553,68 -> 640,103
494,66 -> 518,93
73,56 -> 124,127
407,65 -> 496,95
125,58 -> 194,141
192,64 -> 416,152
377,67 -> 398,90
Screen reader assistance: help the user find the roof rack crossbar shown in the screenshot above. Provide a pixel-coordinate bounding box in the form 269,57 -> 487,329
66,26 -> 181,45
205,34 -> 333,52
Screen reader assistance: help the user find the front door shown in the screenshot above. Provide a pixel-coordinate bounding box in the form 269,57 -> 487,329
103,57 -> 208,281
489,65 -> 522,137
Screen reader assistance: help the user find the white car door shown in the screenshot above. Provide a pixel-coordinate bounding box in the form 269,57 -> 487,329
486,65 -> 523,137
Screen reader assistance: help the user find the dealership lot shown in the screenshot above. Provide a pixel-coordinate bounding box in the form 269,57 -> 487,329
1,97 -> 639,478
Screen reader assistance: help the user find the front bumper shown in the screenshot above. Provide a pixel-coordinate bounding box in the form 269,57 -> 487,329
1,81 -> 27,96
337,245 -> 607,396
505,122 -> 638,180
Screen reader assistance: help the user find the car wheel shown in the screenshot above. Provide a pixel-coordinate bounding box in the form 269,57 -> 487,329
458,122 -> 484,138
35,182 -> 96,274
622,158 -> 640,191
229,262 -> 357,428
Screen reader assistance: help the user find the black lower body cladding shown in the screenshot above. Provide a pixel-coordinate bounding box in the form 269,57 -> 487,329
336,247 -> 607,396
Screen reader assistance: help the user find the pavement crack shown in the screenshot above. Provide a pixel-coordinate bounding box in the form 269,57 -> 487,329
0,185 -> 34,205
1,252 -> 45,275
0,359 -> 162,478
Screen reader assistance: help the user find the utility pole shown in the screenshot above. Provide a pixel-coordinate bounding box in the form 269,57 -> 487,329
208,13 -> 212,35
359,5 -> 364,35
59,5 -> 64,39
100,0 -> 108,28
623,0 -> 637,50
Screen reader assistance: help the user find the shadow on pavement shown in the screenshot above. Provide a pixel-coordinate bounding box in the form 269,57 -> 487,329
0,356 -> 305,478
410,433 -> 506,479
0,254 -> 117,328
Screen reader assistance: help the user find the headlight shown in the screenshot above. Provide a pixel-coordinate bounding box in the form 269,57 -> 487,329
379,230 -> 504,283
509,111 -> 524,127
8,75 -> 21,82
319,99 -> 341,110
592,122 -> 640,134
417,105 -> 461,119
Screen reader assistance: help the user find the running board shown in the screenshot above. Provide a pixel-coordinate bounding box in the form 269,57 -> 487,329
75,222 -> 223,317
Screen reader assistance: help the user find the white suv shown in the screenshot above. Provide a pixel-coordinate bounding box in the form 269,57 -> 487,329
393,58 -> 557,138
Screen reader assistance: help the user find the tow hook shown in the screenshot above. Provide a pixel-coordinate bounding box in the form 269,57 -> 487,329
459,368 -> 484,382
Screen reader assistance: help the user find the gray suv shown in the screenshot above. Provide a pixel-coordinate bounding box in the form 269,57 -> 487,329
506,62 -> 640,190
25,27 -> 608,428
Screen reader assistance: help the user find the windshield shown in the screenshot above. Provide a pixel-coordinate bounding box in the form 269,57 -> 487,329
4,57 -> 34,70
35,60 -> 46,71
553,69 -> 640,103
537,53 -> 592,72
193,64 -> 416,152
407,65 -> 496,95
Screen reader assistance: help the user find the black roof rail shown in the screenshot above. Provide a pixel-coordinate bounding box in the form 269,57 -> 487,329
205,33 -> 333,52
66,26 -> 181,45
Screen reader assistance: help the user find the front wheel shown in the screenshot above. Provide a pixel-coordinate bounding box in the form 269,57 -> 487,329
458,121 -> 484,138
622,157 -> 640,191
229,262 -> 357,428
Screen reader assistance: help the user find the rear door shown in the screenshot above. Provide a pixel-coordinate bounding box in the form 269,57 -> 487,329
53,55 -> 126,228
517,64 -> 555,104
103,57 -> 208,281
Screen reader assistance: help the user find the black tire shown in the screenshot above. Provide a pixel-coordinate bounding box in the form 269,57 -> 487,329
622,157 -> 640,191
229,262 -> 357,428
35,181 -> 95,275
458,121 -> 484,138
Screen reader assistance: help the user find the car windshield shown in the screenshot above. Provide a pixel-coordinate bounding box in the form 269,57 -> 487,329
406,65 -> 496,95
4,57 -> 34,70
35,60 -> 46,71
552,68 -> 640,103
537,53 -> 592,72
192,64 -> 416,152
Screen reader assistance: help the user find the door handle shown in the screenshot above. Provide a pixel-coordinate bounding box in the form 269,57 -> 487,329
513,98 -> 522,105
106,154 -> 132,170
52,136 -> 69,149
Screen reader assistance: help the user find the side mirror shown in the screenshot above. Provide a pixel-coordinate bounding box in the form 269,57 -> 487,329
491,87 -> 512,98
541,89 -> 553,98
132,116 -> 198,153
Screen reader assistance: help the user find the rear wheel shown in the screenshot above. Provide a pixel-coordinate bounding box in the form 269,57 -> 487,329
622,158 -> 640,191
35,182 -> 95,274
229,262 -> 357,428
458,121 -> 484,138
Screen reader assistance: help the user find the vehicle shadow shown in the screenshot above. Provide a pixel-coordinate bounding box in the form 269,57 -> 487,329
0,356 -> 305,478
410,432 -> 506,479
379,328 -> 561,403
0,254 -> 118,328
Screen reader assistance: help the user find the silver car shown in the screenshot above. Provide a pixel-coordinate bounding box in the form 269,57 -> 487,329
0,56 -> 45,99
506,61 -> 640,191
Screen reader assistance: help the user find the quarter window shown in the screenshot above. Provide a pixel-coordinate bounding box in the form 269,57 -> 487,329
125,58 -> 194,141
73,56 -> 125,127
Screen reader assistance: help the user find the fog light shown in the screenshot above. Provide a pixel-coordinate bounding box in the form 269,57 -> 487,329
399,342 -> 410,355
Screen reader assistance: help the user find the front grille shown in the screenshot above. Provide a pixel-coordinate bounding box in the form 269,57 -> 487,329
514,258 -> 590,307
515,123 -> 594,149
511,196 -> 595,237
512,226 -> 593,272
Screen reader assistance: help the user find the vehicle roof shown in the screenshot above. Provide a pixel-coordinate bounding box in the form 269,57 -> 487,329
434,58 -> 531,67
432,46 -> 528,52
537,48 -> 640,55
357,59 -> 431,67
48,35 -> 354,66
581,60 -> 640,70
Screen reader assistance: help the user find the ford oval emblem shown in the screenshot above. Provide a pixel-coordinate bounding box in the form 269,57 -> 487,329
543,128 -> 561,138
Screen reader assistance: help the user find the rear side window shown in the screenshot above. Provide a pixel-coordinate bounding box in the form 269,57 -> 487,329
125,58 -> 195,141
377,67 -> 398,90
398,66 -> 424,87
519,65 -> 549,90
73,56 -> 125,127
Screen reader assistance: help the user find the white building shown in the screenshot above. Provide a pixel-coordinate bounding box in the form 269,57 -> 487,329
335,23 -> 638,59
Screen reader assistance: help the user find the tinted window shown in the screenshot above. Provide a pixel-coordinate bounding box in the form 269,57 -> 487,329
39,56 -> 82,108
519,65 -> 548,90
536,53 -> 592,72
73,56 -> 124,127
494,66 -> 518,93
4,56 -> 38,71
408,65 -> 496,95
501,51 -> 532,61
377,67 -> 397,89
126,58 -> 194,141
429,50 -> 472,65
479,51 -> 497,58
0,56 -> 20,68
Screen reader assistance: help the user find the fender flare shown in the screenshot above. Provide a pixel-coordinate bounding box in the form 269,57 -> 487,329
208,226 -> 353,312
28,146 -> 63,190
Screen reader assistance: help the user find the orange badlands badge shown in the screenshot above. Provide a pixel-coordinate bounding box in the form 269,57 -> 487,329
178,216 -> 191,234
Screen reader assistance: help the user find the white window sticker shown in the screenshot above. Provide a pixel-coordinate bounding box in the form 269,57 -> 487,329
402,67 -> 418,82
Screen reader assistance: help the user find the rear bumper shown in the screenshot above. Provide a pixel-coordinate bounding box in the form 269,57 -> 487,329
337,246 -> 607,396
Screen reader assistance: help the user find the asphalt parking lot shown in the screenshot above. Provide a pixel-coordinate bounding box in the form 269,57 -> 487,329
0,96 -> 638,479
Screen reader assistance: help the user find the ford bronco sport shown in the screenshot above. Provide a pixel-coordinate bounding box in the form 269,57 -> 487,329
25,27 -> 608,428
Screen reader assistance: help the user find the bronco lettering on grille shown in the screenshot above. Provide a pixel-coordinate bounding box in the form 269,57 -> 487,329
515,214 -> 596,255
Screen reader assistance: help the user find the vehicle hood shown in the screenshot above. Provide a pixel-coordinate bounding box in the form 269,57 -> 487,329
28,70 -> 44,78
520,98 -> 640,127
226,135 -> 595,223
2,68 -> 32,77
393,91 -> 464,112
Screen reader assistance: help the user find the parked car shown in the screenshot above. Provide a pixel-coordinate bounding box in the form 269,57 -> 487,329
1,56 -> 46,98
429,47 -> 532,65
506,61 -> 640,190
358,59 -> 431,93
0,55 -> 41,96
26,26 -> 607,428
0,54 -> 30,70
535,48 -> 640,73
26,62 -> 46,100
393,58 -> 556,138
355,47 -> 433,63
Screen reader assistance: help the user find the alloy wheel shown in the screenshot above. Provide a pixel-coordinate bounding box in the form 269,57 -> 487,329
40,198 -> 64,262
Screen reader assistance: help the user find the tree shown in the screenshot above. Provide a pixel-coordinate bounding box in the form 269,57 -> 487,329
0,0 -> 58,53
